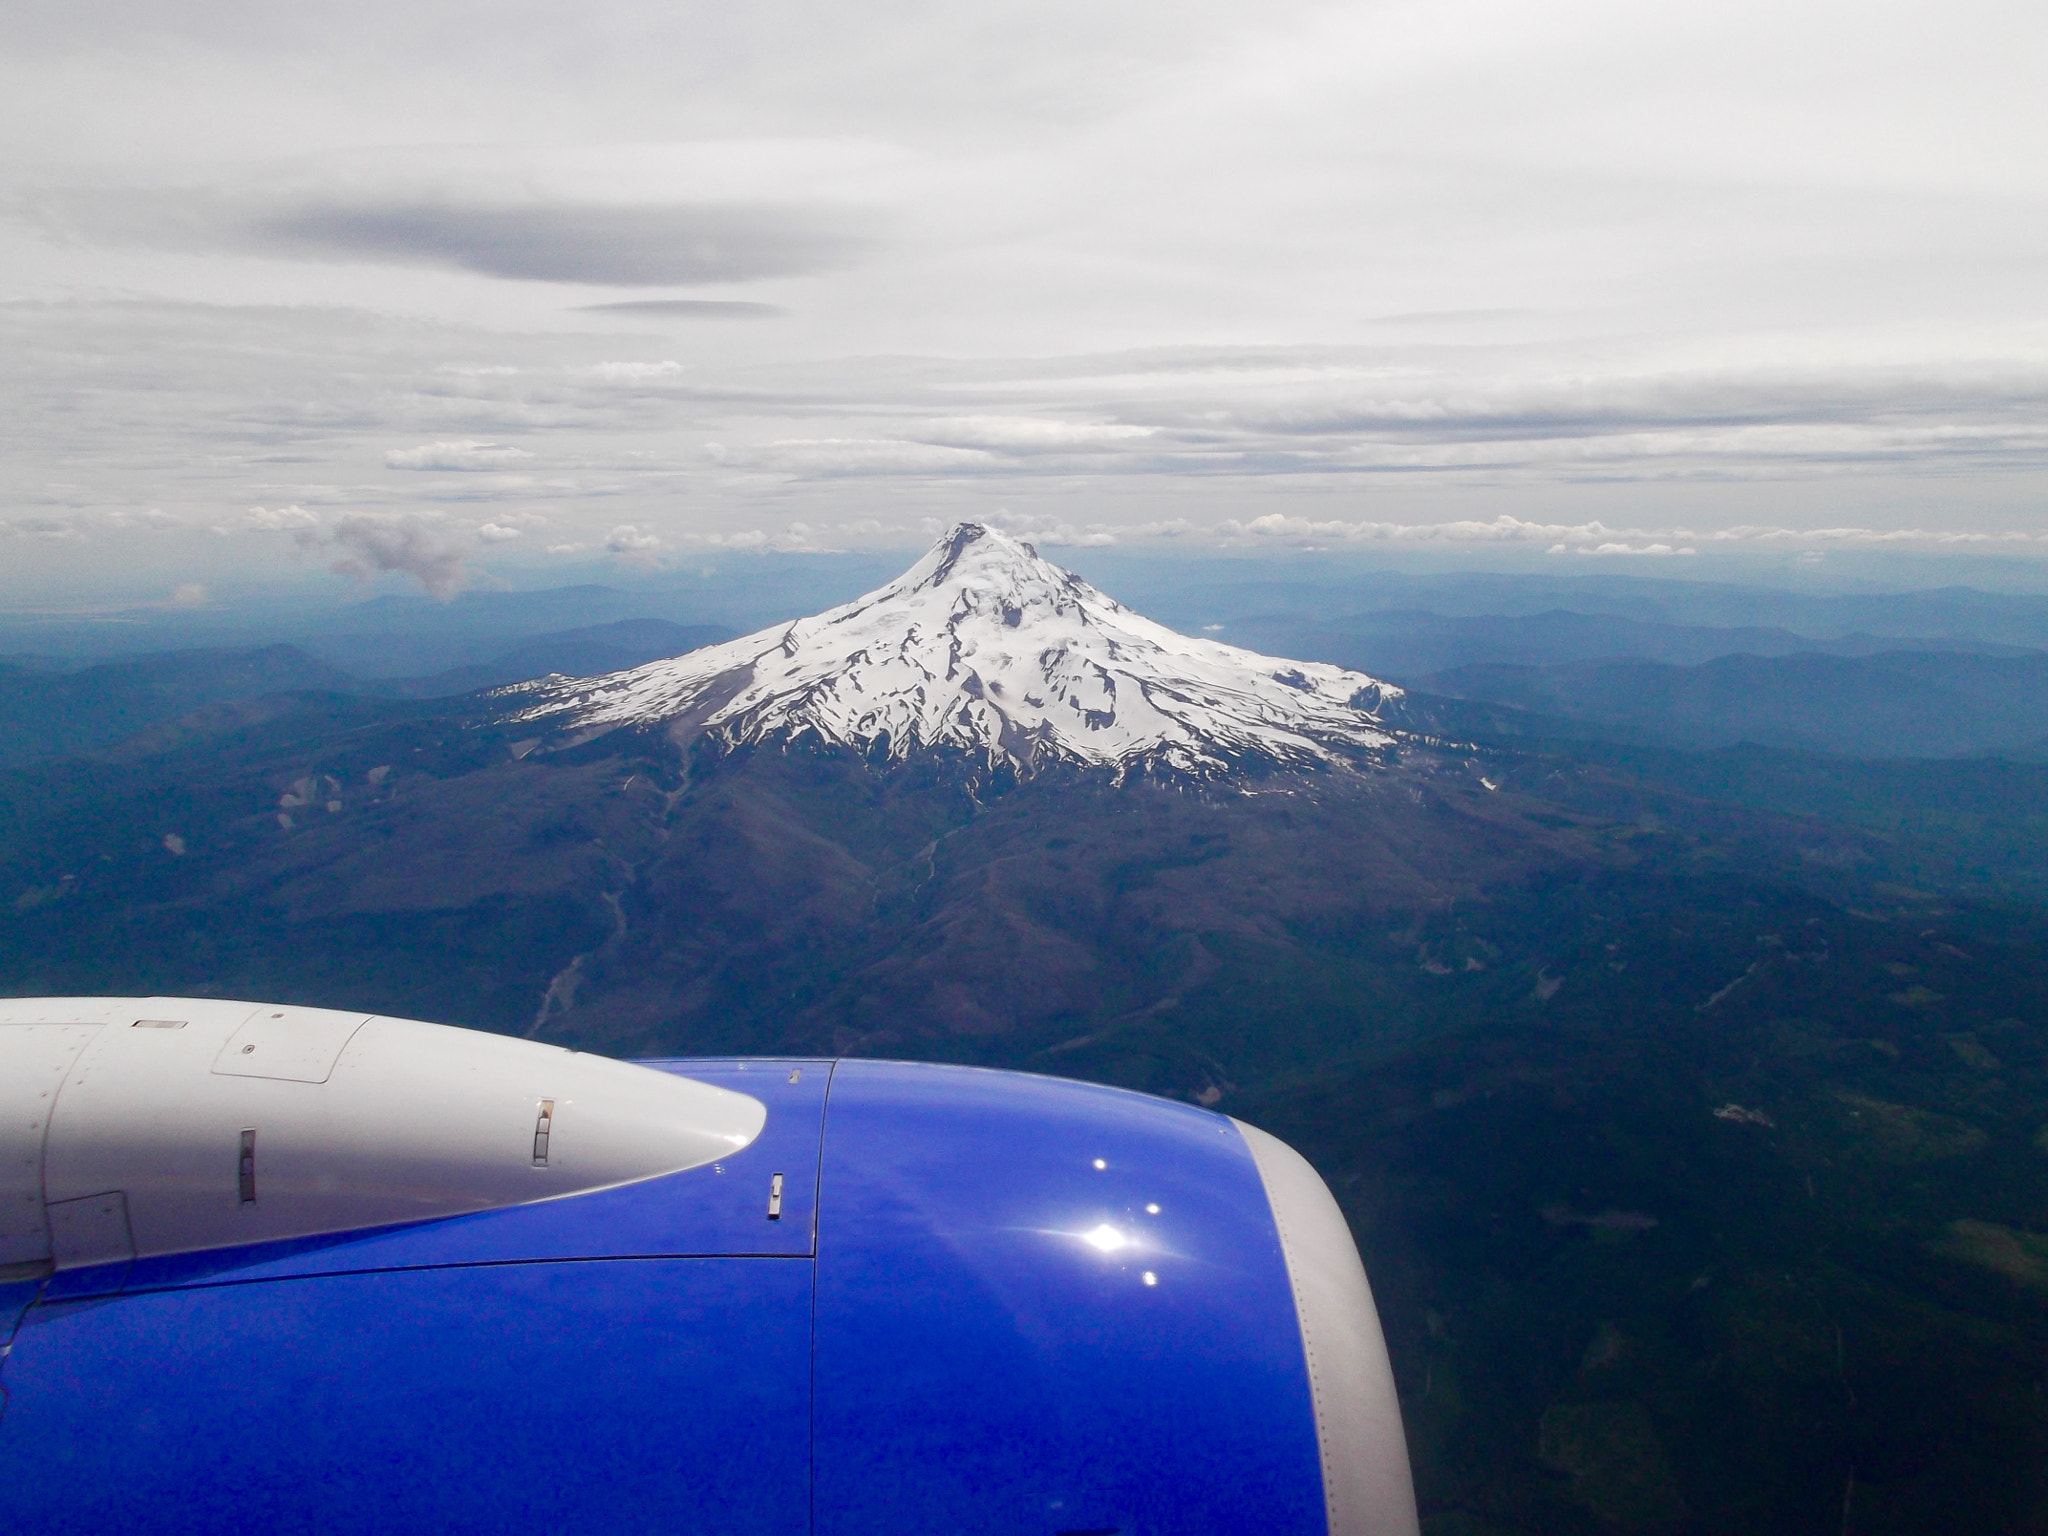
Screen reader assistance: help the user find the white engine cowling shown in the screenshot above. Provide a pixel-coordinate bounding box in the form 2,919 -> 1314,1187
0,996 -> 763,1274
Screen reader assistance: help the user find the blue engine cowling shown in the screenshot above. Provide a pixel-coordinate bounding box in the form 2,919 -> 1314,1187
0,1011 -> 1415,1535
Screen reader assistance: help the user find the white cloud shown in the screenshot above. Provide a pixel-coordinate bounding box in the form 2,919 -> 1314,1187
694,521 -> 840,552
707,439 -> 999,475
568,361 -> 686,383
1219,513 -> 1597,544
603,524 -> 663,565
107,506 -> 186,529
474,522 -> 524,541
245,504 -> 320,530
1122,518 -> 1198,539
386,440 -> 535,470
1219,511 -> 2048,552
1573,543 -> 1697,557
912,416 -> 1154,452
988,513 -> 1121,547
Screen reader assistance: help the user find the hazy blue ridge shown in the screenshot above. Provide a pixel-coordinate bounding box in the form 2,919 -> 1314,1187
355,619 -> 731,698
1072,563 -> 2048,650
1222,609 -> 2038,683
0,620 -> 731,769
1415,650 -> 2048,758
0,644 -> 356,769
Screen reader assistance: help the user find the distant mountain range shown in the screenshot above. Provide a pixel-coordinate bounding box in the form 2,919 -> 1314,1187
0,645 -> 356,769
1413,650 -> 2048,758
0,620 -> 729,769
1107,563 -> 2048,651
1223,606 -> 2040,682
361,619 -> 731,701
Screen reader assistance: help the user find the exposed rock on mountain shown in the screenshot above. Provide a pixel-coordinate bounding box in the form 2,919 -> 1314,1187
502,523 -> 1402,778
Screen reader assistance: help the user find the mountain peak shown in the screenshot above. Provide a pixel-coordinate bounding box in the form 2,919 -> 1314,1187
862,521 -> 1091,616
905,520 -> 1047,586
502,522 -> 1403,778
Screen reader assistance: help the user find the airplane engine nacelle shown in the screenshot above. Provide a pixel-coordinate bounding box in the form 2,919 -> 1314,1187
0,998 -> 1416,1535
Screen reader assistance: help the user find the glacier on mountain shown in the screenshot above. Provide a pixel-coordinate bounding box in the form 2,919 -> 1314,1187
500,523 -> 1403,777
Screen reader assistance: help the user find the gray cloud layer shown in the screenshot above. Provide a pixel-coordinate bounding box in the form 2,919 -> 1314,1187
3,297 -> 2042,598
575,299 -> 787,319
31,190 -> 877,285
0,0 -> 2043,597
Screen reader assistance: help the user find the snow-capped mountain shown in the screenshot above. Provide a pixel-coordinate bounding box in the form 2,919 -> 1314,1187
502,523 -> 1403,777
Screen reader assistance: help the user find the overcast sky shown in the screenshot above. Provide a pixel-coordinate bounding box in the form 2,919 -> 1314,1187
2,0 -> 2044,603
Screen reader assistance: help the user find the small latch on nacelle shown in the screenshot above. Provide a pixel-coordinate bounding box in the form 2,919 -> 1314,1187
238,1129 -> 257,1206
533,1098 -> 554,1167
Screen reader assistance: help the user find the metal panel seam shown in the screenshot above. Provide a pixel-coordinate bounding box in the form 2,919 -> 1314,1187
808,1059 -> 838,1536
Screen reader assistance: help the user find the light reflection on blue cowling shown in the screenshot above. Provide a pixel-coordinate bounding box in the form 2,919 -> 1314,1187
811,1059 -> 1327,1536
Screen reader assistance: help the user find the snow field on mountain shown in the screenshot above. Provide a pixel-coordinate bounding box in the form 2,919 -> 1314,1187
503,524 -> 1402,776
